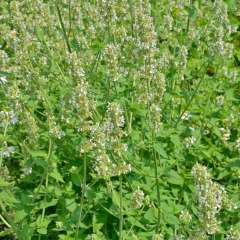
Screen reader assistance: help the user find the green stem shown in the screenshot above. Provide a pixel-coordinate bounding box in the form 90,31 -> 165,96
0,122 -> 9,167
175,74 -> 204,127
0,229 -> 12,237
0,214 -> 11,228
145,57 -> 161,233
119,174 -> 123,240
37,137 -> 53,192
153,140 -> 161,233
42,137 -> 53,220
67,0 -> 72,37
56,4 -> 72,53
186,0 -> 193,33
39,138 -> 53,240
75,154 -> 87,239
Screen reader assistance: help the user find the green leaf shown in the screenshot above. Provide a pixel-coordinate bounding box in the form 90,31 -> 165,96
112,190 -> 120,208
166,170 -> 184,186
36,217 -> 51,235
153,144 -> 168,158
50,168 -> 64,183
16,223 -> 33,240
0,191 -> 17,206
71,173 -> 82,186
71,38 -> 81,53
228,159 -> 240,168
65,199 -> 77,213
14,210 -> 28,223
35,27 -> 45,42
100,204 -> 117,217
58,235 -> 75,240
144,208 -> 157,223
128,216 -> 147,230
92,214 -> 104,233
217,170 -> 230,180
0,177 -> 11,187
164,213 -> 179,226
30,150 -> 48,158
40,199 -> 58,209
185,5 -> 196,17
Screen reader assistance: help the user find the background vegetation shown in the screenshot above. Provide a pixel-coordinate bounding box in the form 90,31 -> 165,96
0,0 -> 240,239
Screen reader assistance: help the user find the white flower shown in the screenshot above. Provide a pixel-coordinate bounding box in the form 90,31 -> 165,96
185,136 -> 196,148
1,145 -> 15,158
180,209 -> 192,224
132,187 -> 145,208
226,227 -> 240,240
152,233 -> 164,240
0,76 -> 7,84
192,163 -> 227,235
219,128 -> 230,142
216,95 -> 224,106
181,111 -> 191,121
235,138 -> 240,153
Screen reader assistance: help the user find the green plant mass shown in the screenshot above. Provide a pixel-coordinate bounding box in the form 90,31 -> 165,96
0,0 -> 240,239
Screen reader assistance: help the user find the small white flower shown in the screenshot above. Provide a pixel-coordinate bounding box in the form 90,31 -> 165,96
216,95 -> 224,106
23,167 -> 32,175
181,111 -> 191,121
1,145 -> 15,158
152,233 -> 164,240
132,187 -> 145,208
185,136 -> 196,148
180,209 -> 192,224
0,76 -> 7,84
235,138 -> 240,153
220,128 -> 230,142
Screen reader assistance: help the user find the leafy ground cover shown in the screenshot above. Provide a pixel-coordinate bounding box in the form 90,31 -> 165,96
0,0 -> 240,239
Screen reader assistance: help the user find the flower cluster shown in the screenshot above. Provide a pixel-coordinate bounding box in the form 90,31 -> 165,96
0,109 -> 18,127
0,142 -> 15,159
0,165 -> 13,186
185,136 -> 196,148
179,209 -> 192,225
235,138 -> 240,153
0,75 -> 7,85
91,102 -> 131,178
192,163 -> 227,235
226,227 -> 240,240
132,187 -> 145,208
131,0 -> 166,131
48,115 -> 65,139
104,43 -> 121,82
152,233 -> 164,240
219,127 -> 231,143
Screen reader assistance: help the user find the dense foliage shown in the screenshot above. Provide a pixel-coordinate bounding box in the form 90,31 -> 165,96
0,0 -> 240,239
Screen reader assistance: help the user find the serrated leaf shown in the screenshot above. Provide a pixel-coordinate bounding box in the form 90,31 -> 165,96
50,168 -> 64,183
153,144 -> 168,158
71,173 -> 81,186
166,170 -> 184,186
164,213 -> 179,225
128,216 -> 147,230
65,199 -> 77,212
14,210 -> 28,223
35,27 -> 45,42
36,217 -> 51,235
228,159 -> 240,168
0,177 -> 11,187
0,191 -> 17,206
144,208 -> 157,223
40,199 -> 58,209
